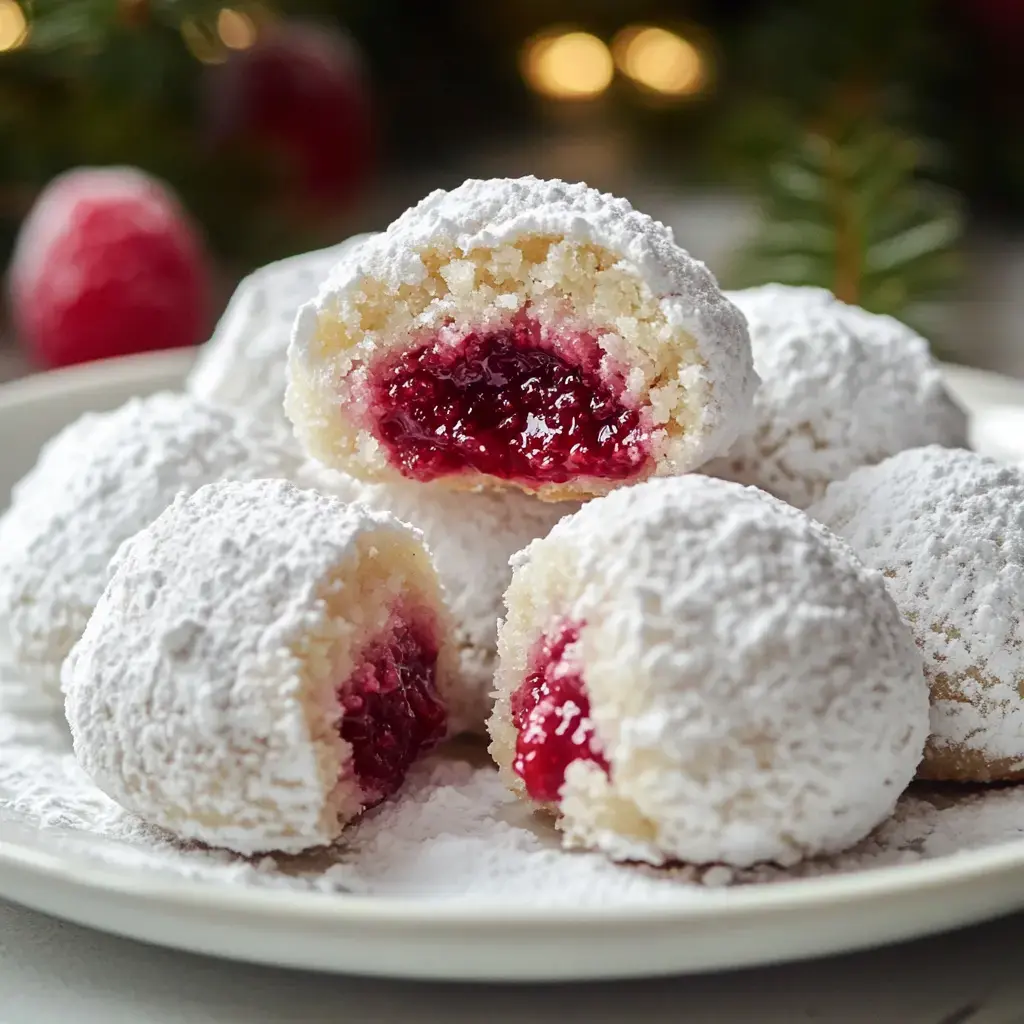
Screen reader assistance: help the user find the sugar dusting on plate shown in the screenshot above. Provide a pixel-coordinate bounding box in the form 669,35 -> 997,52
2,396 -> 1023,905
3,659 -> 1024,904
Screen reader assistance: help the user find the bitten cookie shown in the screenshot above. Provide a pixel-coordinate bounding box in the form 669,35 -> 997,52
286,176 -> 756,501
63,479 -> 458,854
0,392 -> 296,701
488,476 -> 928,867
188,237 -> 371,449
703,285 -> 967,508
305,464 -> 576,734
809,446 -> 1024,782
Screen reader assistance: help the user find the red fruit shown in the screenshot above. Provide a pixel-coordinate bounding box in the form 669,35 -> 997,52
206,21 -> 374,207
8,167 -> 212,370
367,315 -> 651,487
511,620 -> 609,803
338,614 -> 447,807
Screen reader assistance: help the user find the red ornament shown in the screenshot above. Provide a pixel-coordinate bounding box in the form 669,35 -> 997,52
8,167 -> 212,370
206,21 -> 375,208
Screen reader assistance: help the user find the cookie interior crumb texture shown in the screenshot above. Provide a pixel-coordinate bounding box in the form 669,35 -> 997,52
286,176 -> 756,500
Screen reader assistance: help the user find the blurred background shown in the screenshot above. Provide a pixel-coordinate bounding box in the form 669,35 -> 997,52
1,0 -> 1023,380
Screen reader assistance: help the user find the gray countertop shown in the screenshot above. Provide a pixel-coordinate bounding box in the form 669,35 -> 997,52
1,897 -> 1023,1023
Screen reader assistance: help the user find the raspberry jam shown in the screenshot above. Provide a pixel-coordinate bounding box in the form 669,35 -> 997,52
338,616 -> 447,806
510,620 -> 609,803
367,316 -> 650,486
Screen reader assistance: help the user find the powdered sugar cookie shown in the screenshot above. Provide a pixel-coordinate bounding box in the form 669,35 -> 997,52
188,237 -> 371,449
488,475 -> 928,867
703,285 -> 967,509
0,393 -> 296,701
809,446 -> 1024,782
305,464 -> 576,734
286,176 -> 756,501
63,479 -> 457,855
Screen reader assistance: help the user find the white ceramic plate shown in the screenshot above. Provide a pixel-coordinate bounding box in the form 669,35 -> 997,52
1,351 -> 1024,983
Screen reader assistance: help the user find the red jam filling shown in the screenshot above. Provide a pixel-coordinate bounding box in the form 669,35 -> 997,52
367,315 -> 650,486
338,615 -> 447,806
510,620 -> 609,803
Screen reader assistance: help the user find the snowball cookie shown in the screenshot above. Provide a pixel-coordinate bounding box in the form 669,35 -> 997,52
63,479 -> 459,855
286,176 -> 757,502
488,475 -> 928,868
305,464 -> 577,734
188,236 -> 372,449
809,446 -> 1024,782
702,285 -> 967,509
0,392 -> 296,702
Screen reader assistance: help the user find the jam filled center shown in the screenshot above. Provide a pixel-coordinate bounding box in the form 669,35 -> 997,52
338,615 -> 447,806
367,315 -> 650,486
511,620 -> 609,803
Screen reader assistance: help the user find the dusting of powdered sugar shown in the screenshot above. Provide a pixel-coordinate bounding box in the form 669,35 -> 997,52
63,478 -> 454,856
703,285 -> 968,509
4,683 -> 1024,901
809,446 -> 1024,779
300,462 -> 578,734
188,237 -> 372,449
0,392 -> 298,703
491,475 -> 928,868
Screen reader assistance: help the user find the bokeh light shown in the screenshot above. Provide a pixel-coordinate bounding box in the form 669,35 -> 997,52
217,8 -> 257,51
0,0 -> 28,53
522,30 -> 614,101
613,26 -> 706,97
181,18 -> 227,64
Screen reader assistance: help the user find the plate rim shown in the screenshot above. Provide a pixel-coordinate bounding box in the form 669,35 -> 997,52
2,349 -> 1024,978
3,815 -> 1024,926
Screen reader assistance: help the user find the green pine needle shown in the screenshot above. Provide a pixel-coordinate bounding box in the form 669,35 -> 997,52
731,123 -> 962,324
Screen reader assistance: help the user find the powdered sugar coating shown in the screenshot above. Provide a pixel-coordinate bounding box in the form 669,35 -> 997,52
0,392 -> 297,702
188,237 -> 371,449
63,479 -> 457,855
489,475 -> 928,867
809,446 -> 1024,781
302,463 -> 577,733
703,285 -> 968,509
287,176 -> 757,499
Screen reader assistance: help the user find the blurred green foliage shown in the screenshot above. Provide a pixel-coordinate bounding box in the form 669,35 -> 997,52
0,0 -> 349,273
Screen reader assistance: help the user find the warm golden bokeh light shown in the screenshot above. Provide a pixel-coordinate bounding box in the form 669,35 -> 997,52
181,19 -> 227,64
0,0 -> 28,53
613,25 -> 706,97
217,8 -> 257,50
522,31 -> 614,101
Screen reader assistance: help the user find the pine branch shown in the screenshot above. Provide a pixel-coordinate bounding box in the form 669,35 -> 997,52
729,122 -> 962,324
21,1 -> 228,50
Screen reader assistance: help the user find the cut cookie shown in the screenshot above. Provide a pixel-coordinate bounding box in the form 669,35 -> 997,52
286,176 -> 756,501
809,446 -> 1024,782
488,475 -> 928,867
702,285 -> 968,509
63,479 -> 457,855
188,236 -> 371,449
0,392 -> 297,701
304,464 -> 577,734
